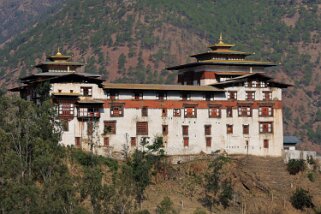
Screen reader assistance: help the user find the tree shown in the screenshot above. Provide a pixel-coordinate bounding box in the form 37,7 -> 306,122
287,159 -> 305,175
203,156 -> 233,211
290,188 -> 314,210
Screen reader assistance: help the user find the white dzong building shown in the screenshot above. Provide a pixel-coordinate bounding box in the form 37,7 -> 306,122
11,36 -> 291,157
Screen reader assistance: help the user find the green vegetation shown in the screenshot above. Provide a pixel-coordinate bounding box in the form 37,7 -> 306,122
287,159 -> 306,175
203,156 -> 233,211
156,197 -> 178,214
1,0 -> 320,143
290,188 -> 314,210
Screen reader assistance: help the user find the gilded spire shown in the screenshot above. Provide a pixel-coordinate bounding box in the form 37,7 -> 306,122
56,47 -> 62,56
219,32 -> 223,44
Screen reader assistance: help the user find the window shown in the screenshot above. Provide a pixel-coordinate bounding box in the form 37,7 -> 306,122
226,107 -> 233,117
104,137 -> 109,147
78,107 -> 100,118
227,91 -> 237,100
134,92 -> 143,100
75,137 -> 81,148
80,87 -> 92,96
131,137 -> 136,146
182,125 -> 189,136
204,125 -> 211,135
259,122 -> 273,133
58,103 -> 74,116
263,91 -> 272,101
227,125 -> 233,134
205,93 -> 214,101
173,109 -> 181,117
157,92 -> 167,100
162,108 -> 167,117
263,139 -> 269,148
184,107 -> 197,118
209,107 -> 221,118
183,137 -> 189,147
260,81 -> 266,88
142,107 -> 148,117
259,106 -> 273,117
136,122 -> 148,135
110,105 -> 123,117
104,120 -> 116,134
238,106 -> 252,117
243,125 -> 249,135
245,91 -> 255,101
181,93 -> 191,101
206,137 -> 212,147
108,91 -> 119,100
162,125 -> 168,136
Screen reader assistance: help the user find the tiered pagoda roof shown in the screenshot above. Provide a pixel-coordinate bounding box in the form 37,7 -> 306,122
167,34 -> 276,70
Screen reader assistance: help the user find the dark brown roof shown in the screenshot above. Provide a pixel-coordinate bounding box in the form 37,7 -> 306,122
103,83 -> 222,92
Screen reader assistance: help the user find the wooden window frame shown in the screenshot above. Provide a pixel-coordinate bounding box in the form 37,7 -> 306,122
243,124 -> 249,135
184,107 -> 197,118
104,137 -> 109,147
110,105 -> 124,117
227,91 -> 237,100
263,139 -> 269,148
259,106 -> 273,117
227,124 -> 233,134
183,137 -> 189,147
263,91 -> 272,101
75,137 -> 81,148
136,122 -> 148,135
131,137 -> 137,146
104,120 -> 116,134
226,107 -> 233,117
245,91 -> 255,101
182,125 -> 189,136
206,137 -> 212,147
162,108 -> 168,117
142,106 -> 148,117
209,107 -> 221,118
80,87 -> 92,97
259,122 -> 273,134
162,125 -> 168,136
238,106 -> 252,117
204,125 -> 211,135
173,108 -> 181,117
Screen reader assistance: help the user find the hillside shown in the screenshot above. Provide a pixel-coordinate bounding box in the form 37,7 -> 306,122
0,0 -> 320,146
0,0 -> 65,45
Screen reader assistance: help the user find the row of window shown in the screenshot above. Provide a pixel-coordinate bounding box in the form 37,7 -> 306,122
76,136 -> 271,149
227,91 -> 272,101
111,106 -> 274,118
103,121 -> 274,136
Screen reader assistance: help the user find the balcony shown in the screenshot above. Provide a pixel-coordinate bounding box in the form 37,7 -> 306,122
77,108 -> 100,119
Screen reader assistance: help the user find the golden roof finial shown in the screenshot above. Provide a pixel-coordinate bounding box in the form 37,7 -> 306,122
56,47 -> 62,56
219,32 -> 223,44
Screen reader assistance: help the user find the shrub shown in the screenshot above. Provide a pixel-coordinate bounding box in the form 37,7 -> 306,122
156,197 -> 178,214
307,172 -> 315,182
287,159 -> 305,175
290,188 -> 314,210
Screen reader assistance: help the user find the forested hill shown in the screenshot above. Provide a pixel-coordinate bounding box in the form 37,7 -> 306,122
0,0 -> 320,146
